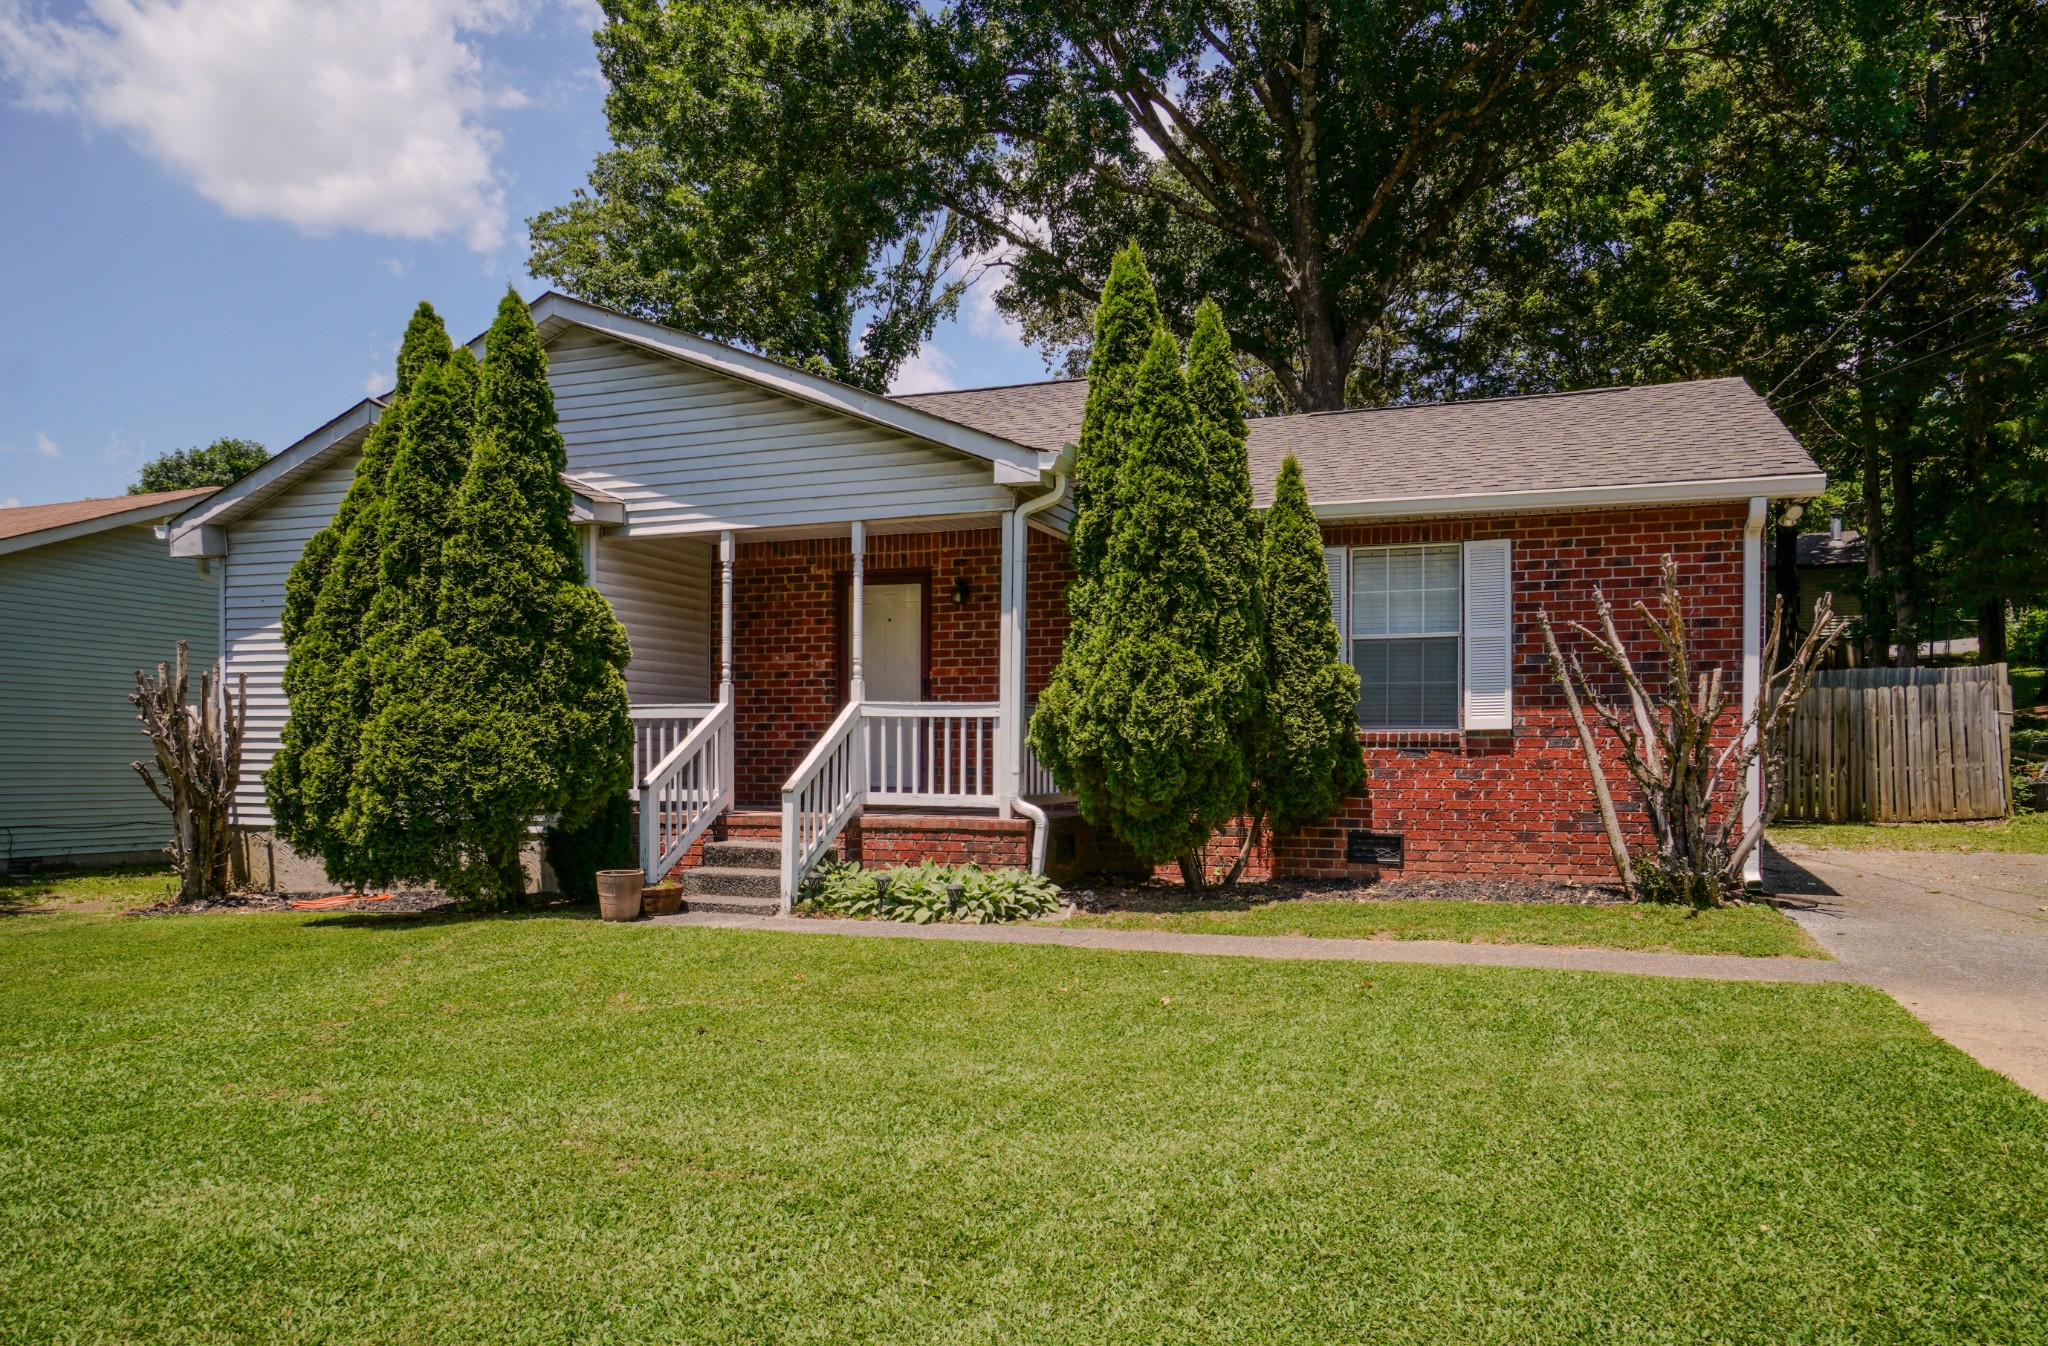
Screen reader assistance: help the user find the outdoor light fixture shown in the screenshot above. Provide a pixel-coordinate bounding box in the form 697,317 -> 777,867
952,575 -> 972,605
1782,503 -> 1806,527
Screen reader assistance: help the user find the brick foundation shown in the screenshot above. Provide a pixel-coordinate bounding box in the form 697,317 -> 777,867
722,810 -> 1030,870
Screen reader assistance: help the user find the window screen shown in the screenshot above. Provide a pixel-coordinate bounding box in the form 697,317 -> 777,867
1351,544 -> 1460,729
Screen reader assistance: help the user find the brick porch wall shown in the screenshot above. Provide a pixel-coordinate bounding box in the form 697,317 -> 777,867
732,526 -> 1046,809
723,810 -> 1030,869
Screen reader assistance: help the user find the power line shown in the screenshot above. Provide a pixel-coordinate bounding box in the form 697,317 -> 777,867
1773,318 -> 2048,414
1767,281 -> 2032,408
1765,112 -> 2048,400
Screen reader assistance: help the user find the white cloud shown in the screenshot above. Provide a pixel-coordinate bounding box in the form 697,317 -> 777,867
889,345 -> 956,396
965,269 -> 1021,342
2,497 -> 20,508
33,430 -> 58,458
0,0 -> 554,250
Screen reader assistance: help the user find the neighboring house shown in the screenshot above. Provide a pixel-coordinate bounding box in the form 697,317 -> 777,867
165,293 -> 1824,903
1,488 -> 220,870
1769,515 -> 1868,636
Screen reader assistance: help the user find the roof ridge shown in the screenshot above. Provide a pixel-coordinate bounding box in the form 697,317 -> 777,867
892,376 -> 1086,398
1271,377 -> 1747,423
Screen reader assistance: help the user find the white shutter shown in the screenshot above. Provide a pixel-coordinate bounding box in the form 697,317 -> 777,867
1462,538 -> 1512,730
1323,546 -> 1348,654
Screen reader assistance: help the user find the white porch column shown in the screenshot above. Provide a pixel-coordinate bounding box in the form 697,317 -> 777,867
718,529 -> 734,706
849,520 -> 866,704
996,508 -> 1020,817
1741,496 -> 1767,887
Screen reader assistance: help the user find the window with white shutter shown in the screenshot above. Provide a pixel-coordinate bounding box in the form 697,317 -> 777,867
1461,538 -> 1513,730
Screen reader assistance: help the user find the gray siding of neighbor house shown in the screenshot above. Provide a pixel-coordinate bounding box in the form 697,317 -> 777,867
548,329 -> 1018,534
0,524 -> 219,865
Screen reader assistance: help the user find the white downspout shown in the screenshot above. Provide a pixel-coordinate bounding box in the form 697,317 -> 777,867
1741,496 -> 1767,888
1006,463 -> 1070,874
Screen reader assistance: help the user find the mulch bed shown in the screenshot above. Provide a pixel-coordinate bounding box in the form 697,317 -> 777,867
1063,874 -> 1629,914
129,889 -> 463,917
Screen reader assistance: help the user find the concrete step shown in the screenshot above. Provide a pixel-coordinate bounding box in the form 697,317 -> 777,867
701,839 -> 781,871
681,893 -> 782,916
682,865 -> 780,900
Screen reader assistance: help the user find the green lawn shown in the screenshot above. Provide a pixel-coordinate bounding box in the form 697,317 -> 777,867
0,864 -> 178,914
1773,814 -> 2048,854
1062,896 -> 1823,957
2,911 -> 2043,1343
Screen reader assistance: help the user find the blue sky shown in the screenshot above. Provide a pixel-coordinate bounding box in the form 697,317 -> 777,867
0,0 -> 1042,509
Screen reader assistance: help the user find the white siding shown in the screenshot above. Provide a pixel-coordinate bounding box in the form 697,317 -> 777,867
222,452 -> 359,827
549,330 -> 1015,534
595,535 -> 714,703
0,525 -> 220,863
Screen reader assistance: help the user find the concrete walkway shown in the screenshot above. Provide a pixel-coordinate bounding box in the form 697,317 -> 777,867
648,910 -> 1852,984
1768,842 -> 2048,1099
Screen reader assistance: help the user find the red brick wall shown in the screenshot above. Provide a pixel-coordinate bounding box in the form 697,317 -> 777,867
731,529 -> 1004,807
724,811 -> 1030,869
1031,504 -> 1750,884
1026,524 -> 1073,700
1270,505 -> 1750,881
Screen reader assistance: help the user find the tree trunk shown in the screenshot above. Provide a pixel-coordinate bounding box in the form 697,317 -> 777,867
1859,403 -> 1891,666
1220,810 -> 1262,887
1978,601 -> 2007,666
1177,851 -> 1208,890
1891,442 -> 1919,668
1773,521 -> 1803,663
1292,299 -> 1349,411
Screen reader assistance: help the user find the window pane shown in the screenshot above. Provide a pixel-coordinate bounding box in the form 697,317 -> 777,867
1350,549 -> 1387,637
1354,636 -> 1460,729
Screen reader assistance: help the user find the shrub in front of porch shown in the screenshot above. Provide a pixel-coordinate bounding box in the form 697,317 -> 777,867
800,860 -> 1060,924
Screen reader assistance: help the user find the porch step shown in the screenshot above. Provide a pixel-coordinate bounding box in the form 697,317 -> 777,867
682,865 -> 781,901
700,839 -> 781,870
680,892 -> 783,917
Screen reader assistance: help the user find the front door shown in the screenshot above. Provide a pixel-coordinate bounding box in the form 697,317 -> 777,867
864,582 -> 924,701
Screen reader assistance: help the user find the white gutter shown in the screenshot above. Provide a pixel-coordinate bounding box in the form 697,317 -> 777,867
1002,456 -> 1071,873
1741,496 -> 1767,888
1306,473 -> 1827,521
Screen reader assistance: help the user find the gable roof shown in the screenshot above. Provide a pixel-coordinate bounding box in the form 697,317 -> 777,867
171,294 -> 1053,547
0,488 -> 216,558
899,375 -> 1824,516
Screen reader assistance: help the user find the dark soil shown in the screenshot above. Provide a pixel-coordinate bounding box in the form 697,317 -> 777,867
1063,873 -> 1628,914
128,890 -> 583,918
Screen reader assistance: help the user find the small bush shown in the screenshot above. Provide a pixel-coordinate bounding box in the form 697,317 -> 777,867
800,860 -> 1061,924
543,792 -> 635,904
2011,608 -> 2048,666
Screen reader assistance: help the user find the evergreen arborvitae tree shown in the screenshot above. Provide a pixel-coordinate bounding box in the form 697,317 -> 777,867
1041,329 -> 1246,882
1255,456 -> 1363,840
362,289 -> 632,904
1032,245 -> 1162,810
269,303 -> 454,884
1186,297 -> 1266,749
342,348 -> 481,881
1066,242 -> 1162,603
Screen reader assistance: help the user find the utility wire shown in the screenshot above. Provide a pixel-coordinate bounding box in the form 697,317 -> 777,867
1767,281 -> 2032,408
1765,113 -> 2048,401
1773,318 -> 2048,414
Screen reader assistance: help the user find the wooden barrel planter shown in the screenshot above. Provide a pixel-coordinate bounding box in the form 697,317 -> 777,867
596,869 -> 644,922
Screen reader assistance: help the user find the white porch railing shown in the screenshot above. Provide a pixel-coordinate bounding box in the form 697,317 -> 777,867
1017,698 -> 1069,801
779,699 -> 866,904
631,704 -> 718,793
640,700 -> 733,883
863,701 -> 1004,808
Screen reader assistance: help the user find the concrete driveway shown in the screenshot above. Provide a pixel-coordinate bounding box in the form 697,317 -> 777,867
1767,841 -> 2048,1099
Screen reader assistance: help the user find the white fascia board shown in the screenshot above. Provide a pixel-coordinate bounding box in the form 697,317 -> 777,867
165,398 -> 383,545
527,292 -> 1044,479
0,502 -> 209,558
1307,472 -> 1829,521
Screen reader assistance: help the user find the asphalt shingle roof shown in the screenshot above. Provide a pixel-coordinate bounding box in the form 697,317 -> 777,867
0,488 -> 216,545
895,376 -> 1819,507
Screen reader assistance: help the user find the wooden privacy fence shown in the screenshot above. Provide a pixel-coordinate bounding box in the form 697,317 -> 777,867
1782,665 -> 2014,822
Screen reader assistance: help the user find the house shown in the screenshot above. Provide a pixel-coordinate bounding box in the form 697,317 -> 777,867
163,293 -> 1824,905
1769,514 -> 1867,643
1,488 -> 221,870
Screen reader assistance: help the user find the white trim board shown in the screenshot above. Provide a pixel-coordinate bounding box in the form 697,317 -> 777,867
1307,473 -> 1828,522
